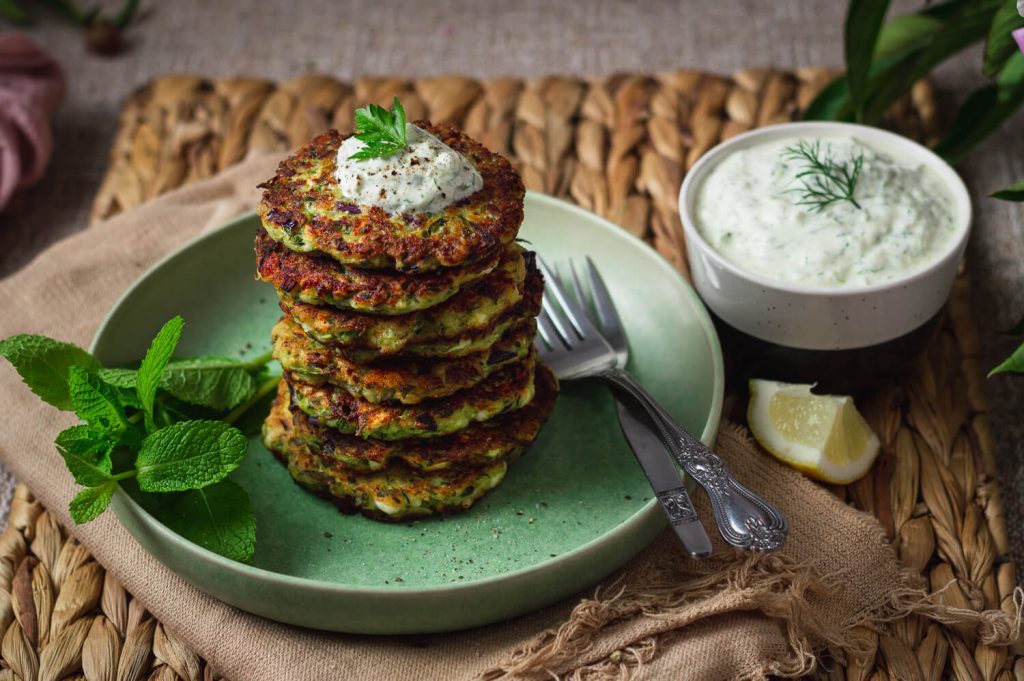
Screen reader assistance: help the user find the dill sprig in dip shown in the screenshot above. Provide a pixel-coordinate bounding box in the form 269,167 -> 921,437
693,136 -> 958,288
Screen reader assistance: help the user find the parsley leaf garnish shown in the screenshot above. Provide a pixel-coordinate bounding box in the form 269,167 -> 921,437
349,96 -> 409,160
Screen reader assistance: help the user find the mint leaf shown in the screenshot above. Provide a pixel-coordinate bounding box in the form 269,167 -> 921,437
97,367 -> 137,389
95,368 -> 143,410
137,316 -> 184,430
55,425 -> 113,486
0,335 -> 99,410
101,356 -> 257,411
69,482 -> 116,524
161,357 -> 258,410
143,479 -> 256,563
68,366 -> 129,434
135,420 -> 247,492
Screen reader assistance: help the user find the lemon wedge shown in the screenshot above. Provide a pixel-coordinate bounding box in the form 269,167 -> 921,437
747,379 -> 880,484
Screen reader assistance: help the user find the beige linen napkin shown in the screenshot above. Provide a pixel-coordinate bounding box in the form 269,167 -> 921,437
0,156 -> 1017,680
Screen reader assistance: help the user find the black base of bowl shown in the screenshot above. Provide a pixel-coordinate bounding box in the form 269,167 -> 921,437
711,309 -> 945,394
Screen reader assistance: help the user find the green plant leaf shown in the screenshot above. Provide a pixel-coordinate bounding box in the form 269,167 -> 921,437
992,178 -> 1024,201
861,2 -> 999,123
802,50 -> 926,122
0,0 -> 31,25
805,0 -> 999,124
803,75 -> 852,121
134,420 -> 247,492
69,482 -> 116,524
0,335 -> 99,410
983,0 -> 1024,77
990,340 -> 1024,375
113,0 -> 140,28
55,425 -> 113,486
68,366 -> 129,434
844,0 -> 892,120
936,52 -> 1024,163
137,317 -> 184,430
873,13 -> 943,59
141,479 -> 256,563
160,357 -> 258,410
38,0 -> 83,23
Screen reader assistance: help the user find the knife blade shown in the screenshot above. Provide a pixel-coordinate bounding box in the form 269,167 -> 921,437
615,399 -> 713,558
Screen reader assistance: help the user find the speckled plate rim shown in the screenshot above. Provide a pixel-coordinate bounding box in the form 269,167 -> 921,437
91,192 -> 724,625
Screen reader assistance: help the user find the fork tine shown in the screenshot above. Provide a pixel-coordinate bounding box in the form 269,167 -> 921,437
535,307 -> 564,350
585,255 -> 628,350
568,260 -> 597,326
537,257 -> 595,337
541,293 -> 578,346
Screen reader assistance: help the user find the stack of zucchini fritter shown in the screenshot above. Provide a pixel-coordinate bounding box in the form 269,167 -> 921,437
256,124 -> 557,521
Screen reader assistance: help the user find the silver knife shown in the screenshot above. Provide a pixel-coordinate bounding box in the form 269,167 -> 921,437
616,400 -> 713,558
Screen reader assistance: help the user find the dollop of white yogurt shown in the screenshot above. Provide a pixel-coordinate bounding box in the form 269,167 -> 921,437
335,124 -> 483,214
694,136 -> 958,287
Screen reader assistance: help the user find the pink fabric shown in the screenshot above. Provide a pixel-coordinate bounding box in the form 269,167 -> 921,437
0,33 -> 64,211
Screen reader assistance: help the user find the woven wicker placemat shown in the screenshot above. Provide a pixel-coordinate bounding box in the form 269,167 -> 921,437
0,70 -> 1016,681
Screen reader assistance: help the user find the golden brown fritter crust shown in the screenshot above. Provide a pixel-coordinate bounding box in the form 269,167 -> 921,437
255,229 -> 500,315
257,123 -> 525,271
287,454 -> 509,521
281,251 -> 542,361
286,352 -> 537,440
272,316 -> 536,404
261,365 -> 558,520
266,364 -> 556,473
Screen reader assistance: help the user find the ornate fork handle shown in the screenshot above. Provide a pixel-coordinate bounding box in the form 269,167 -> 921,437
598,368 -> 788,551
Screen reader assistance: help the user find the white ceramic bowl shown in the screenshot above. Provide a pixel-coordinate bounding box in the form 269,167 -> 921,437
678,122 -> 971,359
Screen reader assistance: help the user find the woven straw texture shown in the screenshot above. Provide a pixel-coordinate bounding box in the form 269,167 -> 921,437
0,69 -> 1017,680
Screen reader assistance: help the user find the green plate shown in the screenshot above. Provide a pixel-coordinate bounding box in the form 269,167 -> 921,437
91,192 -> 724,634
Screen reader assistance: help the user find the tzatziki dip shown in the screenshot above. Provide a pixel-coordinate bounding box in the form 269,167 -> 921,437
694,136 -> 958,287
336,123 -> 483,214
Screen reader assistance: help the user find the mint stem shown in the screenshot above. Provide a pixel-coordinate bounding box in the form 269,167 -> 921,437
223,376 -> 279,425
112,470 -> 136,482
241,350 -> 273,372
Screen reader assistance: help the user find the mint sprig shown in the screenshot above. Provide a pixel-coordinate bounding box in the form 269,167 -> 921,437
0,335 -> 100,410
143,479 -> 255,564
137,316 -> 183,431
0,317 -> 277,563
349,96 -> 409,160
135,420 -> 247,492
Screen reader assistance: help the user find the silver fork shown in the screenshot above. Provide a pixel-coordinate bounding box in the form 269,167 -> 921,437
552,259 -> 713,558
535,257 -> 788,552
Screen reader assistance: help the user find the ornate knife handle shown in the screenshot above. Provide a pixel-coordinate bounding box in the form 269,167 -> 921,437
598,368 -> 788,551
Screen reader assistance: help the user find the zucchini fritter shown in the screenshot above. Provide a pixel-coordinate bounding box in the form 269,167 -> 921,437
272,316 -> 536,404
288,453 -> 508,521
287,352 -> 537,440
265,363 -> 555,472
283,251 -> 542,361
262,365 -> 558,519
258,123 -> 525,272
256,229 -> 499,315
